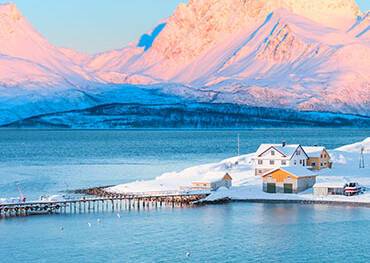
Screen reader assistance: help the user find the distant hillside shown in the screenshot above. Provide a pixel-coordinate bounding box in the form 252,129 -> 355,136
5,103 -> 370,129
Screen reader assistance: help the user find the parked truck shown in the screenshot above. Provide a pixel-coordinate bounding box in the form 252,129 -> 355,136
344,182 -> 364,196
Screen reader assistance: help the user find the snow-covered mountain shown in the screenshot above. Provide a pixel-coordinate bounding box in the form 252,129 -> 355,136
89,0 -> 370,115
0,3 -> 99,91
0,1 -> 369,127
0,3 -> 105,124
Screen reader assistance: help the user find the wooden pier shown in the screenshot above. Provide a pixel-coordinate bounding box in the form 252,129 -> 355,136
0,192 -> 209,218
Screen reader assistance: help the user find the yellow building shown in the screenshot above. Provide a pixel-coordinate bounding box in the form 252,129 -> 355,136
303,146 -> 332,170
262,167 -> 317,194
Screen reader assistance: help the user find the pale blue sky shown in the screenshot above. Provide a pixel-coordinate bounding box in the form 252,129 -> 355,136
1,0 -> 369,54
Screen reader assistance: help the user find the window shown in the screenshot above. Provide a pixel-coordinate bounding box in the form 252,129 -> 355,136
324,154 -> 327,158
258,160 -> 263,165
271,150 -> 275,156
270,160 -> 275,165
320,163 -> 323,167
312,162 -> 316,166
281,160 -> 287,165
294,160 -> 297,165
321,154 -> 323,158
299,160 -> 303,164
297,150 -> 300,155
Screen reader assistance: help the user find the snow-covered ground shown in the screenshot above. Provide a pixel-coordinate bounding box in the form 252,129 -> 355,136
108,137 -> 370,203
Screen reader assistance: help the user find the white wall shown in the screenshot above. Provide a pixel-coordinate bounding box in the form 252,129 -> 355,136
254,147 -> 289,169
290,146 -> 308,167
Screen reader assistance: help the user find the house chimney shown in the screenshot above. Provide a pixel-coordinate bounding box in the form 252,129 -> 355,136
282,141 -> 286,147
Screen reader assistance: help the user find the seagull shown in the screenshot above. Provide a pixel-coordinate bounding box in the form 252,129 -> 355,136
87,222 -> 92,227
97,218 -> 101,224
117,213 -> 121,219
60,226 -> 64,231
186,252 -> 191,258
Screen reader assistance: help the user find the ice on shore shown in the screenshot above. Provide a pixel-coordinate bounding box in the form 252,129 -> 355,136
108,137 -> 370,202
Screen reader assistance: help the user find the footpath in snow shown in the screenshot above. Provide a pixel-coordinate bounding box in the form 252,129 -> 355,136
108,138 -> 370,204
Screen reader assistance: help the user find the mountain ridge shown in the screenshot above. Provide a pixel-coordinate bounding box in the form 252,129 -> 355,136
0,1 -> 369,127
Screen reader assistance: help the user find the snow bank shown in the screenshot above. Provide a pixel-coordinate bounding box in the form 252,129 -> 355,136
335,137 -> 370,153
108,153 -> 256,193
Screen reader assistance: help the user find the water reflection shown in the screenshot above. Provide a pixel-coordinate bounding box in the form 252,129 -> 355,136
2,203 -> 370,262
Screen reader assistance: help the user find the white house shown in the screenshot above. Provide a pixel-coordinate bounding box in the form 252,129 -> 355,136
253,143 -> 308,176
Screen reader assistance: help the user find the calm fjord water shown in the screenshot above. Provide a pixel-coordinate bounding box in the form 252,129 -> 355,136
0,128 -> 370,263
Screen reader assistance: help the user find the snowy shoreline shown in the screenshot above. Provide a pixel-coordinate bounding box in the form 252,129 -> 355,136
107,137 -> 370,205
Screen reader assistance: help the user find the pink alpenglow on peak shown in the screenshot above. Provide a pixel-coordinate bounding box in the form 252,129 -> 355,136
88,0 -> 369,115
0,3 -> 22,21
0,3 -> 95,88
0,1 -> 369,126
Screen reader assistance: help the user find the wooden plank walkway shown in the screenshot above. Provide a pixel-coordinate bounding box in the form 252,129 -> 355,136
0,192 -> 210,218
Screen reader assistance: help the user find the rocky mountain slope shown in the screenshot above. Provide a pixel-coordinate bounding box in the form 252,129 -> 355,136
0,1 -> 369,127
89,0 -> 369,115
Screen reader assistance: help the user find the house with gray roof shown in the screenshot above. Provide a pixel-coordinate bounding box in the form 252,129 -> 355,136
253,142 -> 309,176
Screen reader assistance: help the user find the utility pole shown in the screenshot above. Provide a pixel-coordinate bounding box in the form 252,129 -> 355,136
16,182 -> 26,203
359,146 -> 365,168
237,133 -> 240,156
